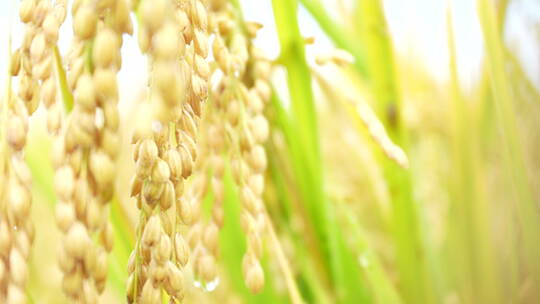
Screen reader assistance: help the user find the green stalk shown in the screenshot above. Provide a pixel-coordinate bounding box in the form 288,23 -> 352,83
337,202 -> 403,304
445,6 -> 503,302
355,0 -> 398,123
296,16 -> 432,304
272,0 -> 329,274
477,0 -> 540,296
108,196 -> 134,298
53,46 -> 74,113
272,1 -> 371,302
266,138 -> 333,303
496,0 -> 510,32
267,97 -> 336,302
354,1 -> 435,303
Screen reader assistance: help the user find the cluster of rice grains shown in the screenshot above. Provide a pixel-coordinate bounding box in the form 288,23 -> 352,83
3,0 -> 273,302
127,0 -> 272,302
53,0 -> 129,302
209,1 -> 272,294
17,0 -> 67,134
126,0 -> 209,302
0,93 -> 34,304
1,0 -> 67,303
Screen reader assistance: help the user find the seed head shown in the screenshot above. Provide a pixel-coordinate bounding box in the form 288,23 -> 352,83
165,261 -> 184,297
83,280 -> 98,304
140,0 -> 167,32
55,201 -> 75,232
25,85 -> 41,114
9,248 -> 28,286
54,3 -> 67,24
101,222 -> 115,253
8,182 -> 31,222
139,139 -> 159,169
93,28 -> 119,68
10,49 -> 21,76
155,234 -> 172,264
89,150 -> 115,191
174,233 -> 189,267
240,186 -> 258,214
194,54 -> 210,80
249,174 -> 265,196
7,283 -> 26,304
93,249 -> 109,282
11,158 -> 32,187
19,0 -> 35,23
151,159 -> 171,183
73,6 -> 97,39
193,29 -> 209,58
138,26 -> 150,53
247,231 -> 263,259
250,115 -> 269,144
112,0 -> 132,34
203,223 -> 219,255
142,215 -> 161,247
245,260 -> 264,293
142,180 -> 165,204
248,145 -> 267,173
163,149 -> 183,181
7,115 -> 27,151
197,254 -> 217,282
192,0 -> 208,31
213,35 -> 231,73
43,13 -> 60,42
65,222 -> 89,259
85,199 -> 104,231
47,104 -> 63,134
153,63 -> 179,104
100,129 -> 121,159
75,74 -> 96,110
254,60 -> 272,80
159,181 -> 175,210
178,197 -> 194,225
15,232 -> 31,259
179,145 -> 194,179
140,279 -> 160,304
245,22 -> 263,38
33,55 -> 53,80
255,80 -> 271,102
42,76 -> 57,107
0,221 -> 12,254
153,22 -> 180,60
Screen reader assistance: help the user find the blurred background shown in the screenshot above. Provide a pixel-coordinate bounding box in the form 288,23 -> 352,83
1,0 -> 540,303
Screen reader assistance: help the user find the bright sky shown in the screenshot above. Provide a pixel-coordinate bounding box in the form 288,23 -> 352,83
1,0 -> 539,98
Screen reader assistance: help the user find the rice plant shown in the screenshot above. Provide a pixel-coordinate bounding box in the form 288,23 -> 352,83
1,0 -> 539,303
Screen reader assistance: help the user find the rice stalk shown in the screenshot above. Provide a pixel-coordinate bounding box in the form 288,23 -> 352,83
477,0 -> 540,297
445,4 -> 504,302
